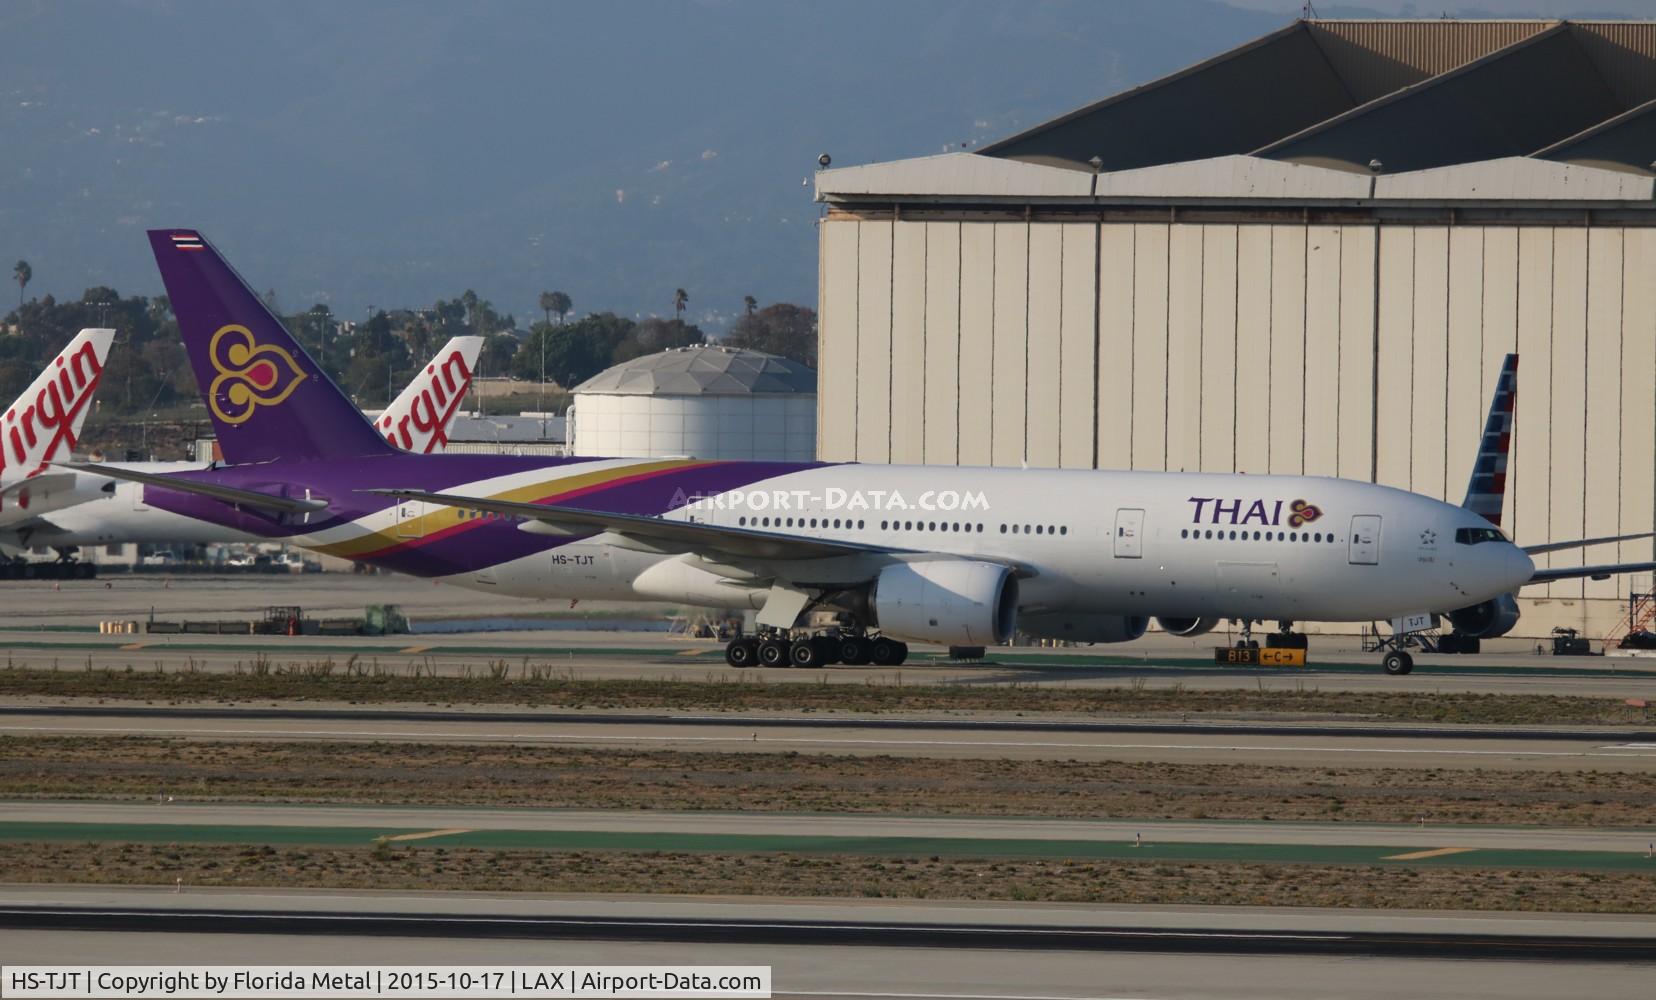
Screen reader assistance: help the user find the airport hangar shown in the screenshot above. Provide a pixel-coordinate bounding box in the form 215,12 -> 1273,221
813,18 -> 1656,640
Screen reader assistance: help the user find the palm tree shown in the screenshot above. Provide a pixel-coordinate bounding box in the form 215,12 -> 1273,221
549,290 -> 571,325
673,288 -> 688,320
13,260 -> 31,312
743,295 -> 757,317
539,291 -> 556,325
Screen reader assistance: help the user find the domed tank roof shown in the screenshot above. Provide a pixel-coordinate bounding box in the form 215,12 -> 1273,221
573,344 -> 816,397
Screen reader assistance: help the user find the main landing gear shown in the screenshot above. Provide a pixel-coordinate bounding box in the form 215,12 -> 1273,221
724,627 -> 908,669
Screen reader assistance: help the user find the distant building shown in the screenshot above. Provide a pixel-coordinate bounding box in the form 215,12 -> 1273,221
570,345 -> 816,460
814,18 -> 1656,637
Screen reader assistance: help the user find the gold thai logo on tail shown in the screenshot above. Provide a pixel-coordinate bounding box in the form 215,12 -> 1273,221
207,324 -> 307,424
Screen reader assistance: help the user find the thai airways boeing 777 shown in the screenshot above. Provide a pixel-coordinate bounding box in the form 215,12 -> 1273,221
73,230 -> 1656,674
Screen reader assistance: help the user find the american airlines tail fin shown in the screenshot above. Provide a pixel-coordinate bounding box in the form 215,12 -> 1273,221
377,336 -> 483,454
1461,354 -> 1517,527
0,328 -> 115,483
146,229 -> 394,464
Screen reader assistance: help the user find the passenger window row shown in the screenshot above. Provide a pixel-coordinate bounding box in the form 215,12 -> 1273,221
1182,528 -> 1338,544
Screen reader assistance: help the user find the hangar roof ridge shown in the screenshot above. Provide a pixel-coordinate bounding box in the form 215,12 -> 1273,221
1534,96 -> 1656,174
1251,21 -> 1583,170
978,21 -> 1307,162
1372,156 -> 1655,202
974,17 -> 1656,177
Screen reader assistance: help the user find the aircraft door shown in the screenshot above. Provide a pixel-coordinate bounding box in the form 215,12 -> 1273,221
1113,508 -> 1145,558
394,501 -> 426,539
1349,515 -> 1381,565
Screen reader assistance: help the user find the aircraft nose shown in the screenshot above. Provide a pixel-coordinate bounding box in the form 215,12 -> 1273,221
1506,544 -> 1535,590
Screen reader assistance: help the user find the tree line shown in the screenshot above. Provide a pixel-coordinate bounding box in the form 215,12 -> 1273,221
3,264 -> 817,413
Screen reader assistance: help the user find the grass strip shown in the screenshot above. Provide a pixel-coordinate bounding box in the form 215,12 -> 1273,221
1,666 -> 1649,724
4,842 -> 1652,913
0,821 -> 1649,872
6,736 -> 1653,827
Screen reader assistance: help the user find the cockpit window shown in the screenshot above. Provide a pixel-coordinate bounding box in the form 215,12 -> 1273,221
1455,526 -> 1507,545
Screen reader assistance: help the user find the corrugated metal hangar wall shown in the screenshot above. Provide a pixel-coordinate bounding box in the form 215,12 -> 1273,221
813,19 -> 1656,639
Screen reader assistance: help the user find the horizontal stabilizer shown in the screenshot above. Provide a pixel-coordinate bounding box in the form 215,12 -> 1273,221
59,463 -> 328,514
1523,532 -> 1656,555
362,487 -> 907,562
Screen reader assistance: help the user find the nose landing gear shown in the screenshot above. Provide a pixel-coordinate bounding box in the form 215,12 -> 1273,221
1265,621 -> 1309,650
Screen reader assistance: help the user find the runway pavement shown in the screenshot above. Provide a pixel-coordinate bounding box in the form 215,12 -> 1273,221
1,887 -> 1652,998
7,706 -> 1656,770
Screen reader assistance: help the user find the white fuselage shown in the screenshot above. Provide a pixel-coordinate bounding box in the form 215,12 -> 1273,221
12,463 -> 258,548
285,462 -> 1535,625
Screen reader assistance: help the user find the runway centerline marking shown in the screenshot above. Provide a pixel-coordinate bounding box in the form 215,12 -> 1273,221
5,724 -> 1656,759
1383,847 -> 1477,861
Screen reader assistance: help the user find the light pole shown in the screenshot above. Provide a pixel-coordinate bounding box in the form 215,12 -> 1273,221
539,329 -> 547,439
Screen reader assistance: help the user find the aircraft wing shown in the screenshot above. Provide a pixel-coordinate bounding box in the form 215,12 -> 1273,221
1522,532 -> 1656,555
363,487 -> 917,562
58,463 -> 328,515
1526,561 -> 1656,585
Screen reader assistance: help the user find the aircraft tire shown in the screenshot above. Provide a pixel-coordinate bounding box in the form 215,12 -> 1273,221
892,641 -> 910,666
758,639 -> 791,668
839,636 -> 872,665
725,640 -> 758,668
790,640 -> 826,668
1382,651 -> 1414,675
869,637 -> 903,666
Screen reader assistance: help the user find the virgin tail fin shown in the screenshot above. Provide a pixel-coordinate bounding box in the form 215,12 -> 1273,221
0,327 -> 115,481
377,336 -> 483,454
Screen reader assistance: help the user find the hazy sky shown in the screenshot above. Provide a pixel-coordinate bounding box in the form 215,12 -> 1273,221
3,0 -> 1650,328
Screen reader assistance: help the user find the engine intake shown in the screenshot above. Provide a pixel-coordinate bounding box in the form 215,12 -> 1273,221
1156,616 -> 1220,638
1446,593 -> 1521,638
1020,613 -> 1150,644
873,560 -> 1018,645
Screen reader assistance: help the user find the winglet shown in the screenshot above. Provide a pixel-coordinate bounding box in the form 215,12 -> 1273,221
377,336 -> 483,454
1462,354 -> 1516,527
0,328 -> 116,485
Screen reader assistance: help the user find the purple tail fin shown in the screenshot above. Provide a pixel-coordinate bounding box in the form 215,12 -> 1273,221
1462,353 -> 1517,527
147,229 -> 393,464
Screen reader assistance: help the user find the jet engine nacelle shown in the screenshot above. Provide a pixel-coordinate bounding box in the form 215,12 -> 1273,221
1446,592 -> 1521,638
1156,616 -> 1221,638
1019,612 -> 1150,644
872,560 -> 1018,646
